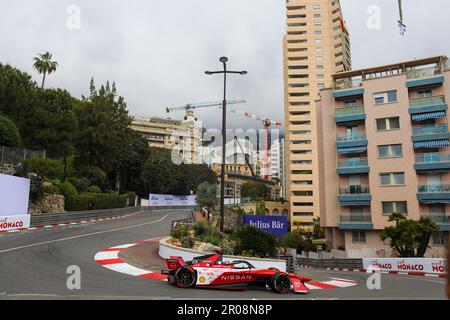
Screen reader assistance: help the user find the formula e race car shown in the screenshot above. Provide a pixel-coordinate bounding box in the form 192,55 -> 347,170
161,253 -> 311,294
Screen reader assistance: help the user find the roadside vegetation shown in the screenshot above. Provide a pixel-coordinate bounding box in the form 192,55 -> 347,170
380,213 -> 440,257
0,54 -> 216,211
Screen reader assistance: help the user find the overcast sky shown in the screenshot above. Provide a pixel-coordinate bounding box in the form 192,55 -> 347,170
1,0 -> 449,132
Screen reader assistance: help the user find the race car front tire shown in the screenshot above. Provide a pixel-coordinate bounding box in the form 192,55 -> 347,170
270,273 -> 291,294
174,266 -> 197,288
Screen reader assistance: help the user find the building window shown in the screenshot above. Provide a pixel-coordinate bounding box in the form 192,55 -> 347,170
433,232 -> 448,246
314,22 -> 322,26
373,90 -> 398,105
382,201 -> 407,215
314,30 -> 322,35
316,65 -> 324,70
378,144 -> 403,158
417,90 -> 432,98
429,204 -> 445,214
315,39 -> 322,43
317,83 -> 325,89
316,56 -> 323,60
313,5 -> 321,9
352,230 -> 366,243
292,170 -> 312,175
293,212 -> 314,216
376,117 -> 400,131
317,74 -> 324,78
344,100 -> 357,108
313,13 -> 321,18
293,202 -> 314,207
380,172 -> 405,185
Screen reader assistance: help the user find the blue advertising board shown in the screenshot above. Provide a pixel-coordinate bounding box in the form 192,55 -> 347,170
243,215 -> 288,237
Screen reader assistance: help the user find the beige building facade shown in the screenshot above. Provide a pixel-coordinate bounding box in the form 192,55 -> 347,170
283,0 -> 351,230
317,56 -> 450,258
130,110 -> 201,163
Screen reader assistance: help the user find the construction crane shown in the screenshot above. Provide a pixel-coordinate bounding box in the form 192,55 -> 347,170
166,100 -> 246,113
227,107 -> 282,180
397,0 -> 406,35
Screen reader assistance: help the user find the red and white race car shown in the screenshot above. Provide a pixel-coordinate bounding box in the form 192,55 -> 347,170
161,253 -> 311,294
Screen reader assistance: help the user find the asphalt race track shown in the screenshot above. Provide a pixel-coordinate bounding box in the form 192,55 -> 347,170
0,209 -> 447,300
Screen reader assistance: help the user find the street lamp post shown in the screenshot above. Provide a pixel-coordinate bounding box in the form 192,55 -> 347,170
205,57 -> 247,232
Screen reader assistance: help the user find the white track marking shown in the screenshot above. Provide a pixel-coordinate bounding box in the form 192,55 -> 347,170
94,251 -> 119,260
305,284 -> 322,290
0,214 -> 171,254
102,263 -> 150,276
325,280 -> 358,288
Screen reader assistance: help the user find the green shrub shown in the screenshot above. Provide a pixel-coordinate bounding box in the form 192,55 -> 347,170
43,184 -> 61,195
87,186 -> 102,193
232,225 -> 277,258
282,231 -> 304,250
203,233 -> 222,246
67,177 -> 90,193
29,175 -> 44,203
64,192 -> 135,211
57,181 -> 78,198
19,158 -> 64,180
0,114 -> 21,147
171,224 -> 190,240
220,239 -> 237,255
193,221 -> 211,239
181,236 -> 195,249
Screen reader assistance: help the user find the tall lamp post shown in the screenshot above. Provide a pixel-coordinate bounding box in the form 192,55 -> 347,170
205,57 -> 247,232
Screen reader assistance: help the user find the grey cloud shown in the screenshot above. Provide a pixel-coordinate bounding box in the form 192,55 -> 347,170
0,0 -> 449,133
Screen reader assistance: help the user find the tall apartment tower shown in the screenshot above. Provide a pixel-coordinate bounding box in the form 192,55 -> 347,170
283,0 -> 351,229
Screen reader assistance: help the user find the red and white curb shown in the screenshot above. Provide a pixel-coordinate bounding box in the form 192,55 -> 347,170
299,265 -> 447,279
94,241 -> 167,281
0,213 -> 135,235
95,241 -> 358,290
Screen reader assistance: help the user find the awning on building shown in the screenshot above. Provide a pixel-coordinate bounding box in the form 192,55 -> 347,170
420,199 -> 450,204
340,201 -> 371,206
416,168 -> 450,173
411,111 -> 446,121
414,140 -> 450,149
337,146 -> 367,154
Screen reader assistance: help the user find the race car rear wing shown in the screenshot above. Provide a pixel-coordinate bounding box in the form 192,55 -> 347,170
165,256 -> 186,271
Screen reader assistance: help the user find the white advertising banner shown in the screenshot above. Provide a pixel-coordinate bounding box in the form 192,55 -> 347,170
149,194 -> 196,206
363,258 -> 447,274
0,215 -> 31,231
0,173 -> 31,230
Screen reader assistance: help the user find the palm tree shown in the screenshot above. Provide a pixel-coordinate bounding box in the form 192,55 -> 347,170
33,52 -> 58,88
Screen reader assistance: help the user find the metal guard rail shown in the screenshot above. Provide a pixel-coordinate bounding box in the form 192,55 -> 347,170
30,206 -> 196,227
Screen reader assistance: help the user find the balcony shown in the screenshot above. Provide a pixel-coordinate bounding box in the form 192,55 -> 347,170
412,124 -> 450,148
338,185 -> 372,205
417,184 -> 450,203
421,214 -> 450,231
415,153 -> 450,173
406,66 -> 444,88
334,107 -> 366,124
336,133 -> 368,152
339,214 -> 374,230
409,96 -> 448,115
333,77 -> 365,98
337,158 -> 369,175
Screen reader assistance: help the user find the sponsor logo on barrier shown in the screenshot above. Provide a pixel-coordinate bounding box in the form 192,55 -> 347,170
363,258 -> 447,275
0,215 -> 31,231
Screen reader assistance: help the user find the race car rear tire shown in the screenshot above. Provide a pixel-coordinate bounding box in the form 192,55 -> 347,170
270,273 -> 291,294
174,267 -> 196,288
